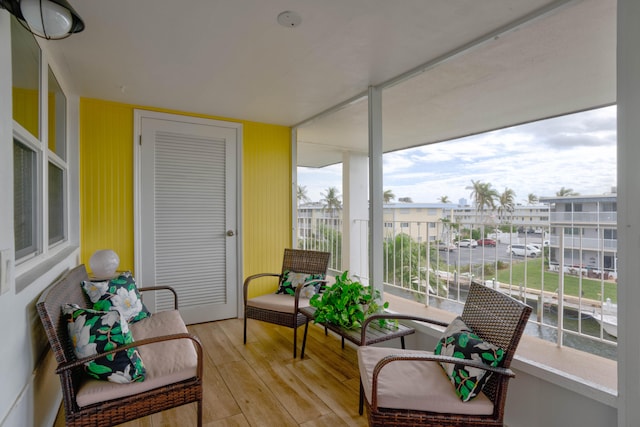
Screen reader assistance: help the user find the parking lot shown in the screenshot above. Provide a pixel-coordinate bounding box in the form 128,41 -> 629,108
434,239 -> 546,266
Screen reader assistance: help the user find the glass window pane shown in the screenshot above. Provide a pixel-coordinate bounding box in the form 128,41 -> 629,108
11,17 -> 40,139
48,162 -> 65,245
14,140 -> 38,259
48,67 -> 67,160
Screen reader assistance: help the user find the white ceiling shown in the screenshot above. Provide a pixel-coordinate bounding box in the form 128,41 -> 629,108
44,0 -> 615,167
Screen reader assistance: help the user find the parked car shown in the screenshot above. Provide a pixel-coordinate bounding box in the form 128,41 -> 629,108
457,239 -> 478,248
531,241 -> 550,250
507,244 -> 541,257
477,238 -> 496,247
437,242 -> 456,252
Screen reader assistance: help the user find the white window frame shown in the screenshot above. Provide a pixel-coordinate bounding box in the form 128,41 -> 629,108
11,18 -> 70,278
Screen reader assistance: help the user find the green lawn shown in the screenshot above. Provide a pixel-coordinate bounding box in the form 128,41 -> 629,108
495,259 -> 617,303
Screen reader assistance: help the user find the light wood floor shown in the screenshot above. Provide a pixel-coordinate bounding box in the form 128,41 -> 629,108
54,318 -> 369,427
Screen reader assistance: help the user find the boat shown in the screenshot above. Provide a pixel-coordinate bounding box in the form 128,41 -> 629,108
595,313 -> 617,337
593,298 -> 617,337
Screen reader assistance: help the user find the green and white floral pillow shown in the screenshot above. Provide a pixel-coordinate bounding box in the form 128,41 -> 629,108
434,316 -> 505,402
276,270 -> 325,298
82,271 -> 151,323
62,304 -> 146,383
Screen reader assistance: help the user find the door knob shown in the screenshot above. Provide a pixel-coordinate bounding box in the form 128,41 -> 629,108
227,230 -> 235,236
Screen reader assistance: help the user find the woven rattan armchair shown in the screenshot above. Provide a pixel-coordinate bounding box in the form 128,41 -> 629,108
36,265 -> 203,427
243,248 -> 330,357
358,282 -> 532,427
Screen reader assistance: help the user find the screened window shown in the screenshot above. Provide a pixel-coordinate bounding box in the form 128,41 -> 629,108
14,140 -> 38,259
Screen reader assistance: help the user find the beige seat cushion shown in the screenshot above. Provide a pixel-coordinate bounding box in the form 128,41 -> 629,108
76,310 -> 198,407
358,346 -> 494,416
247,293 -> 311,314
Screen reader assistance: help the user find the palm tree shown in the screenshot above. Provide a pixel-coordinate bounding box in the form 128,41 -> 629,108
527,193 -> 538,205
297,184 -> 310,206
320,186 -> 342,216
498,187 -> 516,222
469,180 -> 498,219
384,189 -> 395,204
438,195 -> 450,204
556,187 -> 579,197
398,197 -> 413,203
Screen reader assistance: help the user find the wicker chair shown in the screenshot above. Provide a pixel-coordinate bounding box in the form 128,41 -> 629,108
36,265 -> 204,427
358,282 -> 532,427
243,248 -> 331,357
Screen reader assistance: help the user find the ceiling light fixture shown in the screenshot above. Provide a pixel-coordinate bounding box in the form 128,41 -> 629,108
0,0 -> 84,39
277,10 -> 301,28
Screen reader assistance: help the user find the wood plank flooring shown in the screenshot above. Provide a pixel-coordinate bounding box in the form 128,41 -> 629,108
54,318 -> 369,427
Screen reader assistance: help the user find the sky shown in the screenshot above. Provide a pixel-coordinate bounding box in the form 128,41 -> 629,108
298,105 -> 617,205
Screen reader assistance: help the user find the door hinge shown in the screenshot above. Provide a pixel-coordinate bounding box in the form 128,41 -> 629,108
139,135 -> 142,145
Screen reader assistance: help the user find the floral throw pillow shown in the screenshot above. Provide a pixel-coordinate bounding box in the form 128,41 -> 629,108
276,270 -> 325,298
62,304 -> 146,383
82,271 -> 151,323
434,316 -> 505,402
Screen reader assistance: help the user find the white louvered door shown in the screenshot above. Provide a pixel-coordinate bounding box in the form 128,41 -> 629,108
136,111 -> 240,324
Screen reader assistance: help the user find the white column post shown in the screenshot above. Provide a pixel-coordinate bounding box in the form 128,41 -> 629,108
617,0 -> 640,425
368,86 -> 384,293
342,152 -> 368,280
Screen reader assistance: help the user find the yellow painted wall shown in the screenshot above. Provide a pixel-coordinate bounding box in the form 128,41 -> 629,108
80,98 -> 291,297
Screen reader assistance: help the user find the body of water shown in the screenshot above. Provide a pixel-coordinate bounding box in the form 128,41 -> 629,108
386,284 -> 617,360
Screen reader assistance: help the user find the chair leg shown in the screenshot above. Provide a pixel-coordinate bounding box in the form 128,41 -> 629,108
197,399 -> 203,426
301,319 -> 310,359
293,324 -> 298,358
359,381 -> 364,415
243,316 -> 247,344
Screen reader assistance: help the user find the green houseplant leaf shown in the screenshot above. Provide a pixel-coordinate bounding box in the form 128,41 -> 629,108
309,271 -> 393,329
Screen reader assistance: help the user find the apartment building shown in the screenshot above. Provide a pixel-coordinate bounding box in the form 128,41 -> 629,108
298,202 -> 456,244
541,193 -> 618,277
452,204 -> 550,230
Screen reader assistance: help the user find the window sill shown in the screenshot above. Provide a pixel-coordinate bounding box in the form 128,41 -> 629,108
384,293 -> 617,407
15,245 -> 79,293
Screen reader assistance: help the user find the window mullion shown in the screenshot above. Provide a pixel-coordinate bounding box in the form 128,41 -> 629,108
39,47 -> 48,255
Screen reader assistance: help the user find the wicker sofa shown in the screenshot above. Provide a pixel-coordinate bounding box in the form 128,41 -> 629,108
36,264 -> 204,427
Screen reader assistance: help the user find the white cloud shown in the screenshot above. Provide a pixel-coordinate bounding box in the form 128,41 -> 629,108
298,106 -> 617,204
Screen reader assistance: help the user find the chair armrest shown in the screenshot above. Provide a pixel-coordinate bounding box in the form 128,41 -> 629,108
243,273 -> 280,304
361,313 -> 449,345
138,286 -> 179,310
369,352 -> 514,411
56,333 -> 204,380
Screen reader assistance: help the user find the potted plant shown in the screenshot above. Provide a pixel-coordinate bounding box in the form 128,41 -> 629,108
309,271 -> 394,329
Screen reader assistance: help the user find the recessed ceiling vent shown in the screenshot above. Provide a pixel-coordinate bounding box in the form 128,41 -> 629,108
277,10 -> 301,28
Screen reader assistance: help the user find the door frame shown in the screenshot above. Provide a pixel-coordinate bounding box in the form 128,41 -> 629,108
132,109 -> 244,318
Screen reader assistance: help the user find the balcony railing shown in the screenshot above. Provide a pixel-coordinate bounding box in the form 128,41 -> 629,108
297,216 -> 618,360
297,217 -> 344,272
549,236 -> 618,251
549,211 -> 617,224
